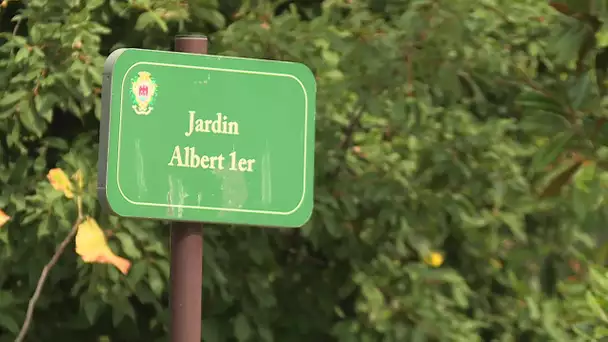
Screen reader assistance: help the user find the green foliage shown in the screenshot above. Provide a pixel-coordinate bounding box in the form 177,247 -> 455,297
3,0 -> 608,341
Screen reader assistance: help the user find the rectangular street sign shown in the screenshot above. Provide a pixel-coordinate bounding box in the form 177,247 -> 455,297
98,48 -> 316,228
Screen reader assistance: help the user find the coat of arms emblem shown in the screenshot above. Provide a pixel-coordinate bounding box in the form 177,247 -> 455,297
130,71 -> 157,115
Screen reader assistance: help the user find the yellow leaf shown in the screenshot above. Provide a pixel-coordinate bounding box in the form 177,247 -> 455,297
76,217 -> 131,275
490,258 -> 503,269
47,168 -> 74,198
0,209 -> 10,228
423,252 -> 444,267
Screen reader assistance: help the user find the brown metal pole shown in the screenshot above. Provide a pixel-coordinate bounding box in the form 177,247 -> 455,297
170,34 -> 208,342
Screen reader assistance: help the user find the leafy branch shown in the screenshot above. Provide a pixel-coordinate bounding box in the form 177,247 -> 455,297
14,168 -> 131,342
14,170 -> 85,342
14,198 -> 84,342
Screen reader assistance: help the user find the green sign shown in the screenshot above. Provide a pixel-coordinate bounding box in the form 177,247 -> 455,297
98,48 -> 316,228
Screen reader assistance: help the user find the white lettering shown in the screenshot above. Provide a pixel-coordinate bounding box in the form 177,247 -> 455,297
184,111 -> 239,136
168,146 -> 230,170
229,151 -> 255,172
168,145 -> 184,166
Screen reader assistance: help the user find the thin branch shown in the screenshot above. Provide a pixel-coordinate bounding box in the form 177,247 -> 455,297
12,17 -> 22,36
14,198 -> 84,342
329,106 -> 364,179
406,52 -> 414,96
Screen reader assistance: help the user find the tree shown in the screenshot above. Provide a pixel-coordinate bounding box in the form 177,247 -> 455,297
2,0 -> 608,341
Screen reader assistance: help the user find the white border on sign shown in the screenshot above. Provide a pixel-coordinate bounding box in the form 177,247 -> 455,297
115,61 -> 309,215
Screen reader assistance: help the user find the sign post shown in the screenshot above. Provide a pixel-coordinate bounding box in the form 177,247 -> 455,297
98,33 -> 316,342
169,35 -> 207,342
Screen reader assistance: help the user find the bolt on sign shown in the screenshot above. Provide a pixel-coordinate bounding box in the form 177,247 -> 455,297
98,49 -> 316,228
